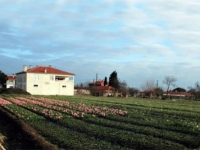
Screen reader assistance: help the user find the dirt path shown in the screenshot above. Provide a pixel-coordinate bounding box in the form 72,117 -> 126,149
0,106 -> 58,150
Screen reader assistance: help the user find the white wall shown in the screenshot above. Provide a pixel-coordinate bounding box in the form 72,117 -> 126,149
26,73 -> 74,95
6,80 -> 16,88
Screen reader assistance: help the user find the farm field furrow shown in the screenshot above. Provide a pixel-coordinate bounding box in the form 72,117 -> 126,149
2,104 -> 126,150
1,95 -> 200,150
3,98 -> 185,149
6,97 -> 199,148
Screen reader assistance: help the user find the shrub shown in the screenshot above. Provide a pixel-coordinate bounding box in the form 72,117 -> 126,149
0,88 -> 31,95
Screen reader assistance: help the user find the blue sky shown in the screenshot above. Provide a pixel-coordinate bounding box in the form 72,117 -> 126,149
1,0 -> 200,90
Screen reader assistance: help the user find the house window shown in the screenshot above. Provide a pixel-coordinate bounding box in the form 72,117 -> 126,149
33,84 -> 38,87
69,76 -> 73,81
55,76 -> 65,81
62,85 -> 66,88
34,75 -> 39,80
18,76 -> 22,82
50,75 -> 54,80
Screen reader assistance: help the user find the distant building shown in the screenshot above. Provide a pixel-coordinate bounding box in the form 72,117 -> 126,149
88,79 -> 116,96
138,90 -> 155,98
6,75 -> 16,88
163,90 -> 193,99
16,65 -> 75,95
92,86 -> 116,96
74,86 -> 90,95
89,80 -> 108,87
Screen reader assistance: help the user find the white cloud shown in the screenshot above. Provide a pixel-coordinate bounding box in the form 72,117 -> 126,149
0,0 -> 200,89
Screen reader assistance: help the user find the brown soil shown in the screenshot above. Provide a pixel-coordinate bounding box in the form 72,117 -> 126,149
0,106 -> 58,150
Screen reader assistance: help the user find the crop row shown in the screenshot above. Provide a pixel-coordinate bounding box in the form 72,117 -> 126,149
20,98 -> 198,148
2,96 -> 200,149
103,112 -> 200,137
2,104 -> 129,150
9,97 -> 128,117
3,99 -> 186,149
0,97 -> 12,105
9,97 -> 200,137
125,105 -> 200,121
20,96 -> 200,125
81,115 -> 200,148
74,97 -> 200,124
84,98 -> 200,116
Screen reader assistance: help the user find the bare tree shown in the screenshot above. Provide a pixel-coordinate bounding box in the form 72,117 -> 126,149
154,87 -> 163,98
76,81 -> 90,88
162,76 -> 177,98
141,79 -> 156,91
188,82 -> 200,100
128,87 -> 139,97
118,80 -> 128,97
141,79 -> 156,98
195,82 -> 200,91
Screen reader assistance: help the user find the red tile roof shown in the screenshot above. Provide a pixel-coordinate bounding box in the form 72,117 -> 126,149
16,66 -> 75,75
89,80 -> 109,86
163,91 -> 193,97
95,86 -> 115,93
7,75 -> 16,80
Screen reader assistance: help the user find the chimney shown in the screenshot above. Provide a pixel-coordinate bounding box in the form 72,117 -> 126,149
23,65 -> 27,72
29,65 -> 32,69
44,68 -> 47,73
49,65 -> 51,67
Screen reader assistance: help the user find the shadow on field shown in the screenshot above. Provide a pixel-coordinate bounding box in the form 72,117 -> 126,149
0,106 -> 58,150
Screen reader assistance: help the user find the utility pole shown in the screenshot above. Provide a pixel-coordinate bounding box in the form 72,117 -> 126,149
96,73 -> 98,84
95,73 -> 98,96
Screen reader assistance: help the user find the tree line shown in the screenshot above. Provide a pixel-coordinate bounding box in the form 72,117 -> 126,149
76,71 -> 200,99
1,69 -> 200,100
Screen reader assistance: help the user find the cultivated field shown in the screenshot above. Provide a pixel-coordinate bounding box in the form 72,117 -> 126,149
0,95 -> 200,150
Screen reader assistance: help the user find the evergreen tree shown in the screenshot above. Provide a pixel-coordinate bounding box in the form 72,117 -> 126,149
0,71 -> 7,88
104,77 -> 107,86
172,87 -> 186,92
109,71 -> 119,89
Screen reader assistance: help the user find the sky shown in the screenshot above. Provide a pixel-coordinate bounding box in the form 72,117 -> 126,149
1,0 -> 200,90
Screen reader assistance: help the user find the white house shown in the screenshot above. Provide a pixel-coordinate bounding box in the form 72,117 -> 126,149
6,75 -> 16,88
16,65 -> 75,95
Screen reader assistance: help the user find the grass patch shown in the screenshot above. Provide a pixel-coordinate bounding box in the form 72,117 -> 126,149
1,95 -> 200,149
